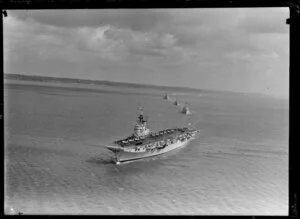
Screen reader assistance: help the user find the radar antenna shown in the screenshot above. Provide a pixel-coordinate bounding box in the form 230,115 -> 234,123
137,106 -> 146,123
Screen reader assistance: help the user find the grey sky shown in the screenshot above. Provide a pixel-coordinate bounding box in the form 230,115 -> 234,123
4,8 -> 289,97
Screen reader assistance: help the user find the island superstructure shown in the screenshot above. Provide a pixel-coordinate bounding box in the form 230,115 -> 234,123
106,108 -> 200,164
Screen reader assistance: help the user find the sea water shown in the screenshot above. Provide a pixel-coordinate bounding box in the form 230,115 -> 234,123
4,80 -> 289,215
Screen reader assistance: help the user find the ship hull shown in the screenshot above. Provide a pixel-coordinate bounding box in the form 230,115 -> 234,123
113,138 -> 193,164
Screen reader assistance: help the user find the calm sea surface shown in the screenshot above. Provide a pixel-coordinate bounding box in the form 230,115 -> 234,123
4,81 -> 289,215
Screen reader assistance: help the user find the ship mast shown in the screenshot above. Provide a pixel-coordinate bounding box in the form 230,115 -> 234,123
138,107 -> 146,124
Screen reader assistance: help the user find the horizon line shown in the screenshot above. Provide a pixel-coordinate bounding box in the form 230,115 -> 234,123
4,72 -> 288,99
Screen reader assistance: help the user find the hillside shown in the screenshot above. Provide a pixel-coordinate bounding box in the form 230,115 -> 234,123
4,73 -> 211,94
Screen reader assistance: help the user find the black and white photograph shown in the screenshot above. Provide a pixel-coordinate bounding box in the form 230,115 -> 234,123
4,7 -> 289,215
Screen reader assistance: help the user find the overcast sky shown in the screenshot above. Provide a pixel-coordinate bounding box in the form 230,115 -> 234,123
4,8 -> 289,98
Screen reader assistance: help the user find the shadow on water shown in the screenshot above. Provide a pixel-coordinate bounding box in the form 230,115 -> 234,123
86,150 -> 171,175
84,135 -> 203,183
87,152 -> 167,167
86,154 -> 115,165
86,140 -> 198,169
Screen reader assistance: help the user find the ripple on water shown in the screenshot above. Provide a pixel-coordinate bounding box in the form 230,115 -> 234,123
5,84 -> 288,215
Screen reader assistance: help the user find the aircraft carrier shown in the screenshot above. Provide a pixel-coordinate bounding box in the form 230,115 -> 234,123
106,108 -> 200,164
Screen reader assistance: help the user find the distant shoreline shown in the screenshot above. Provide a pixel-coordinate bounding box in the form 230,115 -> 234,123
4,73 -> 206,94
4,73 -> 288,99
